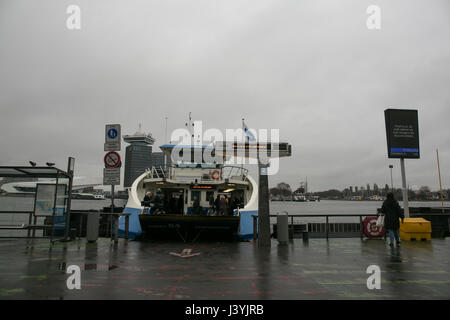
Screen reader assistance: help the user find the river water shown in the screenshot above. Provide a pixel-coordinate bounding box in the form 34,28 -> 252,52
0,196 -> 447,236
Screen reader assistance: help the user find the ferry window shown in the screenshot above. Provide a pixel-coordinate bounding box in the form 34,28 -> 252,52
191,191 -> 200,201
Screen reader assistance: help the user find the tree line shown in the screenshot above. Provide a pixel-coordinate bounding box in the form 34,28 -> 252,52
270,182 -> 449,201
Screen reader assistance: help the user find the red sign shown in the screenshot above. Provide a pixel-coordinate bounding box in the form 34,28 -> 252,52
363,216 -> 385,238
104,151 -> 121,168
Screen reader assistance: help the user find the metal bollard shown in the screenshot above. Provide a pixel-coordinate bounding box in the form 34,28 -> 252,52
277,214 -> 289,245
302,230 -> 309,242
86,211 -> 100,243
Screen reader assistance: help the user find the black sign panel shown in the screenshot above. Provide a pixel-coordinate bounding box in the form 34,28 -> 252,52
384,109 -> 420,159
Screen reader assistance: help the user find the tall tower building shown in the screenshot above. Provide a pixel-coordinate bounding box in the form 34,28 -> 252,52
123,126 -> 155,188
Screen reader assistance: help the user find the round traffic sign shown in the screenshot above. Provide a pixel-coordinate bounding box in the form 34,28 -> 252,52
107,128 -> 118,139
104,151 -> 121,168
363,216 -> 385,238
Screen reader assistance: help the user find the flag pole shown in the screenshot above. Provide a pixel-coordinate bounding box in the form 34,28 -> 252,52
437,148 -> 444,214
241,118 -> 245,170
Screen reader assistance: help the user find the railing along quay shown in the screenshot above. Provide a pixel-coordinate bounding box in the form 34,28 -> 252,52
252,213 -> 380,240
0,210 -> 130,242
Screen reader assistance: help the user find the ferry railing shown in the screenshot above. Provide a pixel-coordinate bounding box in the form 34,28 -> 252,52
149,166 -> 167,179
222,165 -> 249,181
251,213 -> 379,240
147,165 -> 249,182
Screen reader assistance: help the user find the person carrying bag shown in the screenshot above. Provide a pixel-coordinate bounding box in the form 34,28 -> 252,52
380,192 -> 405,247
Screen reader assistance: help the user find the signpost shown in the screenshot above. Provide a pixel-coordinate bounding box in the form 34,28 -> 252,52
64,157 -> 75,240
103,124 -> 121,238
385,109 -> 420,218
104,124 -> 121,151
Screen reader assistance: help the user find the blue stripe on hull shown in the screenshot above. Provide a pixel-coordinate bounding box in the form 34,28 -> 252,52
118,207 -> 142,239
238,210 -> 257,240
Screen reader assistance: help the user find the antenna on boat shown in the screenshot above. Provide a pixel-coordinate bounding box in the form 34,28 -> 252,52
306,177 -> 308,194
188,112 -> 194,139
164,116 -> 168,144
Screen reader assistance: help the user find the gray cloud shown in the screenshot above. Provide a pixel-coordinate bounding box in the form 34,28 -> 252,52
1,0 -> 449,191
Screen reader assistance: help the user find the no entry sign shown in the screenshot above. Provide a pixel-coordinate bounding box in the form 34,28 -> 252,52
104,151 -> 121,168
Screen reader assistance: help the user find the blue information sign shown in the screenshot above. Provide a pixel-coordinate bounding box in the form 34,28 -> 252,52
108,128 -> 118,139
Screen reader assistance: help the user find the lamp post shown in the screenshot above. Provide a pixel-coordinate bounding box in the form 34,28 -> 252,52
389,164 -> 394,192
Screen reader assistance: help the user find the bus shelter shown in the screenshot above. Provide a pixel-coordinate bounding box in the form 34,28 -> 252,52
0,160 -> 74,242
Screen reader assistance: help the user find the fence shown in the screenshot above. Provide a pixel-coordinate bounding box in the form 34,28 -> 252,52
252,213 -> 380,240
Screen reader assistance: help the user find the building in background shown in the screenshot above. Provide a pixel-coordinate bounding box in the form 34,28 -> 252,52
150,151 -> 166,167
123,126 -> 155,188
123,125 -> 169,188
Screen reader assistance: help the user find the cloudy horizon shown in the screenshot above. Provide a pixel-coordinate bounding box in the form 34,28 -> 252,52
1,0 -> 449,192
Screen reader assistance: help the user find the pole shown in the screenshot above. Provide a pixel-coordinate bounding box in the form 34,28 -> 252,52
389,165 -> 394,191
257,159 -> 271,247
437,149 -> 445,214
400,158 -> 409,218
164,117 -> 168,144
64,157 -> 75,241
111,184 -> 115,237
241,118 -> 245,170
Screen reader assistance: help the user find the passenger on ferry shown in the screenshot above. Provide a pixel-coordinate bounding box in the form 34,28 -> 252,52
142,191 -> 153,207
214,195 -> 221,215
192,196 -> 201,215
168,194 -> 177,214
230,197 -> 238,215
218,195 -> 228,216
208,194 -> 215,215
177,194 -> 184,214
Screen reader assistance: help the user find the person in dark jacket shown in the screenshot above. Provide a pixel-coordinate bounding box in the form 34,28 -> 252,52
218,195 -> 228,216
380,192 -> 404,247
208,194 -> 215,215
214,195 -> 221,215
142,191 -> 153,207
192,196 -> 201,215
177,195 -> 184,214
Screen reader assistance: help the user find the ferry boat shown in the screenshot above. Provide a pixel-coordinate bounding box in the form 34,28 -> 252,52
118,145 -> 258,241
292,194 -> 308,202
72,193 -> 105,200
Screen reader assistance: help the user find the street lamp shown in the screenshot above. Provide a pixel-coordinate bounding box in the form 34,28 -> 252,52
389,165 -> 394,192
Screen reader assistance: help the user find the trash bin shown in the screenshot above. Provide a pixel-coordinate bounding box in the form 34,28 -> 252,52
86,211 -> 100,242
277,214 -> 289,245
302,230 -> 309,241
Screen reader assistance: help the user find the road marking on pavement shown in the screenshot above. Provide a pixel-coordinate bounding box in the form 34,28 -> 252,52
170,248 -> 201,258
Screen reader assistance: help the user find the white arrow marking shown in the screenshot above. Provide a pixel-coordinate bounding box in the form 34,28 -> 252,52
170,248 -> 201,258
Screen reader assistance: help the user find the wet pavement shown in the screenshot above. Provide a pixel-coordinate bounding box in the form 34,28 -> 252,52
0,237 -> 449,300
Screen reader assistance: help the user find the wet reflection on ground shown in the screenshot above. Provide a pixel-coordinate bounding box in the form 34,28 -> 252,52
0,238 -> 448,299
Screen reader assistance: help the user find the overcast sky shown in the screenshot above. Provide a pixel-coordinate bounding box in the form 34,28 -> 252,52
1,0 -> 449,191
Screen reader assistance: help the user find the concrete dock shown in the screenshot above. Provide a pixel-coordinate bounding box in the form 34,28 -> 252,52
0,238 -> 449,300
